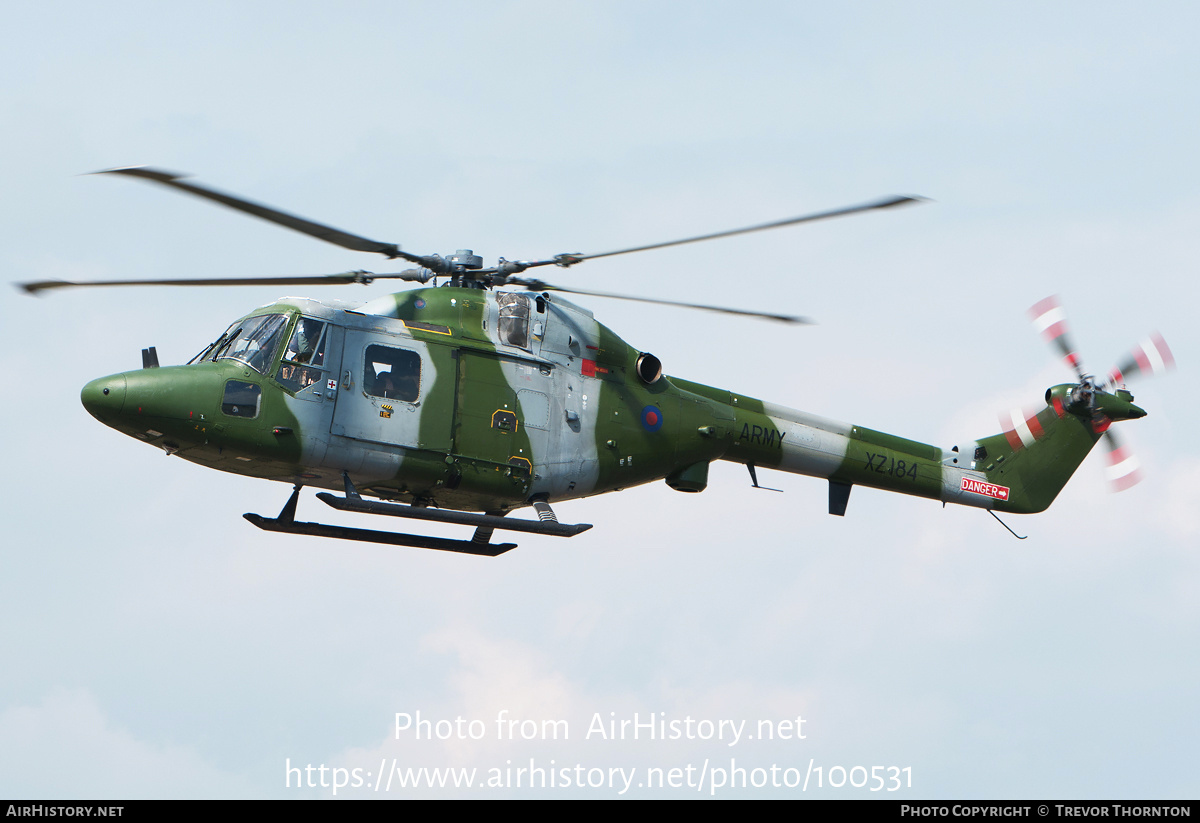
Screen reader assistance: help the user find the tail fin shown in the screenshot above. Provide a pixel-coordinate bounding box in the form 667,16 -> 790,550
963,384 -> 1144,513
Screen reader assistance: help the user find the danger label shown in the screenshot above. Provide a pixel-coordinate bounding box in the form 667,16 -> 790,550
960,476 -> 1010,501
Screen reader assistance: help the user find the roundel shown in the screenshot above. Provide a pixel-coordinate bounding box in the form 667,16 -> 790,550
414,298 -> 427,309
641,404 -> 664,433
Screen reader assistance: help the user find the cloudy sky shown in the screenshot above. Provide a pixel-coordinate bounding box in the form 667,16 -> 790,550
2,1 -> 1197,798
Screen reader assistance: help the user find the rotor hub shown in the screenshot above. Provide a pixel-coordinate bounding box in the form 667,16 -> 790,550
448,249 -> 483,270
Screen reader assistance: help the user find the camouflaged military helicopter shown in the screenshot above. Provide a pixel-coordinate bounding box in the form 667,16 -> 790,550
21,168 -> 1172,554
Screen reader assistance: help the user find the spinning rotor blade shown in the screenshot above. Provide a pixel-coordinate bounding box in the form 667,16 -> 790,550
516,195 -> 925,270
1028,295 -> 1085,379
506,277 -> 811,324
24,169 -> 922,315
1105,332 -> 1175,389
19,269 -> 434,295
998,406 -> 1046,452
92,167 -> 440,269
1103,429 -> 1142,492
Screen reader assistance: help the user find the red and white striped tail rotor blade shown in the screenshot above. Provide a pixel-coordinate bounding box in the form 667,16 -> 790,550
1106,332 -> 1175,388
999,406 -> 1046,451
1029,295 -> 1084,378
1103,431 -> 1142,492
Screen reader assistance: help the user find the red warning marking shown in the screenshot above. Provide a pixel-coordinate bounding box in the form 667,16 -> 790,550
960,476 -> 1010,501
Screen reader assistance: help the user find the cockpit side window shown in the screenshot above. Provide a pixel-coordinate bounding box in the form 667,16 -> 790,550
277,317 -> 328,392
283,317 -> 327,366
498,293 -> 531,349
364,344 -> 420,402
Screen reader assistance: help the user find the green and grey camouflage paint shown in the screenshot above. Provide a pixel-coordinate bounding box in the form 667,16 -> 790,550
80,287 -> 1145,521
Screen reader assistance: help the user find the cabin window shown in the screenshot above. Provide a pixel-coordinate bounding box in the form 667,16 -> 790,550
364,345 -> 420,402
498,293 -> 531,349
221,380 -> 261,418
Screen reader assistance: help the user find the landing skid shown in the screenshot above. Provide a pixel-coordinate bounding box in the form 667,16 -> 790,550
243,477 -> 592,556
243,511 -> 518,556
316,494 -> 592,538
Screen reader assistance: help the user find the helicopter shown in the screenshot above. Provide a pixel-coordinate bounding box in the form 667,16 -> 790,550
21,168 -> 1173,554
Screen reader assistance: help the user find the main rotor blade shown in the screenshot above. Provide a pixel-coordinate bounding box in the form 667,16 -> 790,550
507,278 -> 811,324
519,195 -> 925,269
92,167 -> 438,268
19,270 -> 433,295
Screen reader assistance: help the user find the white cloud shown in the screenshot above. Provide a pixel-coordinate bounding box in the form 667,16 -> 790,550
323,625 -> 821,798
0,689 -> 251,798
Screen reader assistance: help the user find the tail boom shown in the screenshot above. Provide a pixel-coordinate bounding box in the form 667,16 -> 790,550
709,384 -> 1121,515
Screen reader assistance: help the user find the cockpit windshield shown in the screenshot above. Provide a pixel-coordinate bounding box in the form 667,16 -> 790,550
189,313 -> 290,375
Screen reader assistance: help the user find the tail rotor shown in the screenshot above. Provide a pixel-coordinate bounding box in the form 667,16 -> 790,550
1104,332 -> 1175,390
1029,295 -> 1085,380
1103,429 -> 1142,492
1027,296 -> 1173,492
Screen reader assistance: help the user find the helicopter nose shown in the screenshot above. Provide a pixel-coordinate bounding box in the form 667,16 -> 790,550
81,374 -> 127,422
